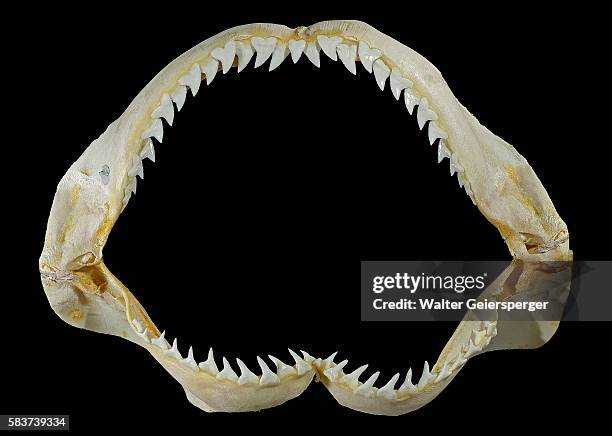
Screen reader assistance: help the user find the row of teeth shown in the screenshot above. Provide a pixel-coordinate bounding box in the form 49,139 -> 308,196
131,318 -> 496,399
120,34 -> 475,209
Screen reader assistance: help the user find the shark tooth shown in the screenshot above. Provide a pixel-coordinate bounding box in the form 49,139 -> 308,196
151,331 -> 169,350
417,361 -> 434,390
181,346 -> 199,371
269,42 -> 288,71
288,39 -> 306,63
323,359 -> 348,382
268,354 -> 297,378
257,357 -> 280,386
178,63 -> 202,96
417,97 -> 438,129
437,140 -> 452,163
404,89 -> 419,114
235,41 -> 254,72
198,347 -> 219,375
341,364 -> 368,389
201,58 -> 219,85
288,348 -> 311,375
428,121 -> 448,144
398,368 -> 418,395
137,327 -> 150,343
211,41 -> 236,74
323,352 -> 338,369
434,362 -> 452,383
236,358 -> 259,385
141,118 -> 163,143
251,37 -> 277,68
317,35 -> 342,60
377,373 -> 400,399
358,41 -> 382,73
164,338 -> 182,360
151,93 -> 175,126
336,43 -> 357,74
170,85 -> 187,111
389,68 -> 413,100
304,41 -> 320,67
372,59 -> 390,91
216,357 -> 238,382
354,371 -> 380,398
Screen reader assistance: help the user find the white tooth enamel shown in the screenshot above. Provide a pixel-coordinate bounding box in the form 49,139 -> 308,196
181,346 -> 199,371
372,59 -> 390,91
122,191 -> 131,208
458,173 -> 465,188
268,355 -> 297,378
398,368 -> 418,395
288,39 -> 306,63
354,371 -> 380,398
140,138 -> 156,163
128,177 -> 137,195
141,118 -> 163,142
151,93 -> 175,126
304,41 -> 320,67
336,43 -> 357,74
486,321 -> 497,335
132,319 -> 144,333
201,58 -> 219,85
450,154 -> 464,176
251,37 -> 277,68
164,338 -> 182,360
437,140 -> 451,163
417,98 -> 438,129
198,347 -> 219,375
171,85 -> 187,111
428,121 -> 448,144
137,328 -> 150,343
268,42 -> 288,71
404,89 -> 419,115
377,373 -> 400,399
323,359 -> 348,382
341,364 -> 368,389
300,350 -> 315,364
317,35 -> 342,60
151,330 -> 169,350
128,159 -> 144,179
463,338 -> 480,358
450,352 -> 467,371
236,358 -> 259,385
389,68 -> 413,100
211,41 -> 236,74
216,357 -> 238,382
323,352 -> 338,369
178,64 -> 202,96
471,329 -> 486,345
257,357 -> 280,385
434,363 -> 452,383
288,348 -> 311,375
235,41 -> 254,73
358,41 -> 382,73
417,361 -> 434,390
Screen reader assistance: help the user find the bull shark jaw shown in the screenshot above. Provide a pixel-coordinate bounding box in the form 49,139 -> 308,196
39,20 -> 572,415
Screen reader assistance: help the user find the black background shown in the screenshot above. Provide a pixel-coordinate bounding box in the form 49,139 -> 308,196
5,4 -> 610,432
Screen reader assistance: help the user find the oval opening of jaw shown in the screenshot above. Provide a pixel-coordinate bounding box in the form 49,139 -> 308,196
39,20 -> 570,415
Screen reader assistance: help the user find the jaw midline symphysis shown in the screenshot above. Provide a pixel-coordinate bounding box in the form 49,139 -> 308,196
96,23 -> 497,414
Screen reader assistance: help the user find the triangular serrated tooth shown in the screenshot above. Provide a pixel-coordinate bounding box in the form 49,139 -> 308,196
354,371 -> 380,398
450,155 -> 464,176
390,68 -> 413,100
211,41 -> 236,74
358,41 -> 382,73
257,356 -> 280,385
201,58 -> 219,85
458,173 -> 465,188
341,364 -> 368,388
251,37 -> 277,68
122,191 -> 131,208
417,361 -> 434,390
437,140 -> 451,163
434,362 -> 452,383
131,319 -> 144,333
300,350 -> 315,364
268,354 -> 297,378
323,359 -> 348,382
417,98 -> 438,129
377,373 -> 400,399
372,59 -> 390,91
336,43 -> 357,74
398,368 -> 418,395
404,89 -> 419,115
304,41 -> 320,67
164,338 -> 182,360
235,41 -> 254,72
178,63 -> 202,97
317,35 -> 342,60
129,177 -> 137,195
216,357 -> 238,382
236,358 -> 259,385
128,159 -> 144,179
151,330 -> 169,350
269,42 -> 288,71
450,352 -> 467,371
288,348 -> 311,375
151,93 -> 174,126
181,346 -> 199,371
428,121 -> 448,144
198,347 -> 219,375
140,138 -> 156,163
171,85 -> 187,111
323,352 -> 338,369
288,39 -> 306,63
141,118 -> 163,142
464,338 -> 481,357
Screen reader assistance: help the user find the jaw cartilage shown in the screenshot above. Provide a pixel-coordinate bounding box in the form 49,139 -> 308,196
40,20 -> 570,416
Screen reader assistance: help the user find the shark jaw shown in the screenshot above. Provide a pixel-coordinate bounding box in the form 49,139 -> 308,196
39,20 -> 571,415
